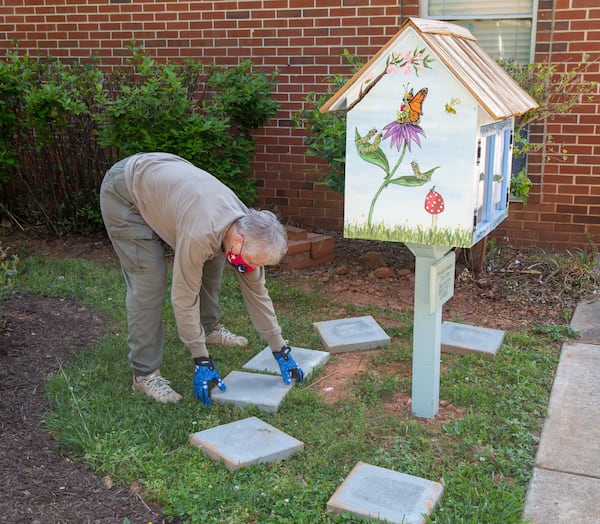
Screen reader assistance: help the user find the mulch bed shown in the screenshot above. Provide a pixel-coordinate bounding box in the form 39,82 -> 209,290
0,293 -> 171,524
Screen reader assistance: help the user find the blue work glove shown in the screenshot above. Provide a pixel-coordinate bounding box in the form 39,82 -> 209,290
272,346 -> 304,385
193,357 -> 226,406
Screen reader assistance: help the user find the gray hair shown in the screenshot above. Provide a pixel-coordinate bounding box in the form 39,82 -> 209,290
236,209 -> 288,265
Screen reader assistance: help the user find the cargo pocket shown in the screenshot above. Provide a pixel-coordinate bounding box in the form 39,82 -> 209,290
108,224 -> 163,272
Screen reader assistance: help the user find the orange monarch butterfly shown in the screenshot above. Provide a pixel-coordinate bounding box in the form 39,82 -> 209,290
398,87 -> 428,124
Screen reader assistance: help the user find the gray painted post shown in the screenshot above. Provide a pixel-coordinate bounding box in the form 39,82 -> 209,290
406,243 -> 453,418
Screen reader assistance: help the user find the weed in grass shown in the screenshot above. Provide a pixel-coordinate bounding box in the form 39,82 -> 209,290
353,370 -> 402,406
370,342 -> 413,365
531,323 -> 579,342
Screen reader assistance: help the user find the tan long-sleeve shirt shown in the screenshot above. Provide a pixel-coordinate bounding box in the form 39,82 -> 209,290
123,152 -> 286,357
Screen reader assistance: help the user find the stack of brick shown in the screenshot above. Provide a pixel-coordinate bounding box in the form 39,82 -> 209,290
279,226 -> 334,270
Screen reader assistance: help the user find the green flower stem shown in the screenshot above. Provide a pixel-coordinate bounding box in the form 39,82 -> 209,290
390,142 -> 408,178
367,142 -> 408,226
368,180 -> 388,226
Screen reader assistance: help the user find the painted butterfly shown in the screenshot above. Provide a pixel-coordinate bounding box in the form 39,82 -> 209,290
401,87 -> 428,124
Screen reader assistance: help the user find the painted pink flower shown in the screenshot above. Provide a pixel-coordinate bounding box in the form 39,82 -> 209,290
363,70 -> 375,84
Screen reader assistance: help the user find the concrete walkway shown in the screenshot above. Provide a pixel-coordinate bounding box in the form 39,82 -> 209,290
522,298 -> 600,523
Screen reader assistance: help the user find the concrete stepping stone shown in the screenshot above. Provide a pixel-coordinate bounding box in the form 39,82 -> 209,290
242,346 -> 330,379
189,416 -> 304,471
210,370 -> 292,413
313,315 -> 391,353
327,461 -> 444,524
441,321 -> 504,357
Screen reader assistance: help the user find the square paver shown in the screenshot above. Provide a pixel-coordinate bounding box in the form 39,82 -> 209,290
210,370 -> 292,413
189,416 -> 304,471
242,346 -> 330,379
441,321 -> 505,357
327,461 -> 444,524
313,316 -> 391,353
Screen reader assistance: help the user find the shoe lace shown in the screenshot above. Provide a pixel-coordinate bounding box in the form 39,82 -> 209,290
215,325 -> 238,343
144,374 -> 175,396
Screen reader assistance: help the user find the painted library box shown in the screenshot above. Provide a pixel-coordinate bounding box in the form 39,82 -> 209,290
322,17 -> 538,248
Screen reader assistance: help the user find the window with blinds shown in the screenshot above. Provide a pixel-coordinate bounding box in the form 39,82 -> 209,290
421,1 -> 536,63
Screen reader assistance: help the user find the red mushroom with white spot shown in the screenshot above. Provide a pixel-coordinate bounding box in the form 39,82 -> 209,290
424,186 -> 445,229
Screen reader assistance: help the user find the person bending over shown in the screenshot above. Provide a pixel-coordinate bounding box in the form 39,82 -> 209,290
100,152 -> 303,405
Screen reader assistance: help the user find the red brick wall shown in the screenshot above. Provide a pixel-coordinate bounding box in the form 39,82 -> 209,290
495,0 -> 600,250
1,0 -> 598,249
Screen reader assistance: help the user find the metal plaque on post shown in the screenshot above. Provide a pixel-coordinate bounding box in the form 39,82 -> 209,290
429,250 -> 455,314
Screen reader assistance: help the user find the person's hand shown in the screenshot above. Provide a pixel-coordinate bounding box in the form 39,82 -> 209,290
193,357 -> 226,406
272,346 -> 304,385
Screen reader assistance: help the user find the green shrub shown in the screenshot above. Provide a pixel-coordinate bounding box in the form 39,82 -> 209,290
0,44 -> 279,234
499,56 -> 596,202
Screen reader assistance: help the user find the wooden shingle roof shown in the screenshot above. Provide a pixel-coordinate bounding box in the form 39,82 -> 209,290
321,17 -> 538,119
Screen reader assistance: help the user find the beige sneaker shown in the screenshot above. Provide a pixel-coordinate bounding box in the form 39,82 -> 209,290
205,324 -> 248,346
132,370 -> 183,403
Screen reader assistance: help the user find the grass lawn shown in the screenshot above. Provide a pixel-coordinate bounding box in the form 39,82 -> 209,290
14,253 -> 578,523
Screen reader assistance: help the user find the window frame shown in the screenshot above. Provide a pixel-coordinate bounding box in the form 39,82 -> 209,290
473,119 -> 514,243
420,0 -> 538,63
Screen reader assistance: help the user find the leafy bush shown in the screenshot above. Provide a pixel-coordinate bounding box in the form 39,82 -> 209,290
498,56 -> 596,202
0,44 -> 279,233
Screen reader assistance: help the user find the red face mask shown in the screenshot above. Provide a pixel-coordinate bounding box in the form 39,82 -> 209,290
226,251 -> 255,273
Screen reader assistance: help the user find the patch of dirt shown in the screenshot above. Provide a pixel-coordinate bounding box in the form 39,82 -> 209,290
279,233 -> 584,331
307,350 -> 466,423
1,228 -> 597,521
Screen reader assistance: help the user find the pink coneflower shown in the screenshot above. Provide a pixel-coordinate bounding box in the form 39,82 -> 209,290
381,120 -> 426,153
